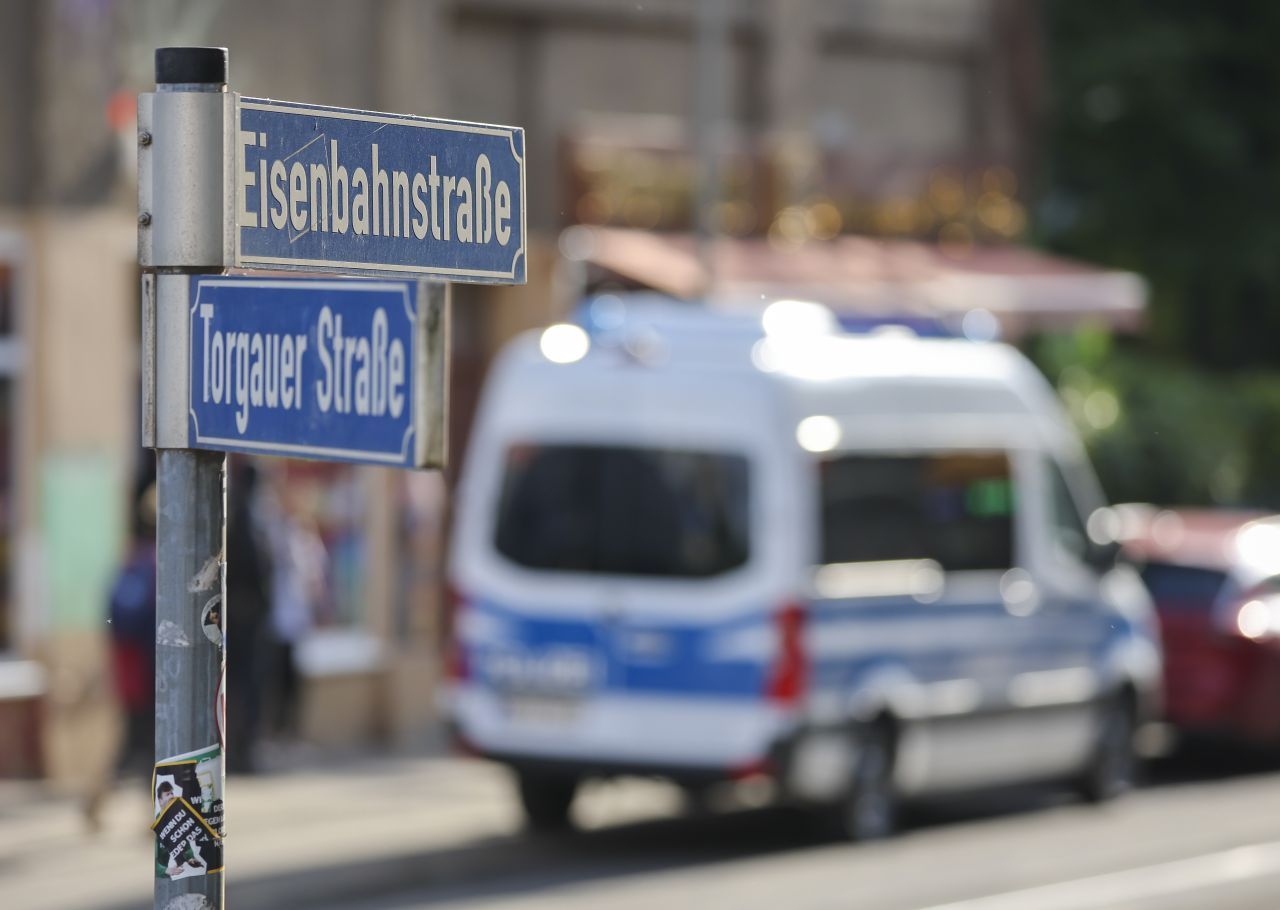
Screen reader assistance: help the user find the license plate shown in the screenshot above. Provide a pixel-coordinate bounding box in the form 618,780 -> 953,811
501,693 -> 582,726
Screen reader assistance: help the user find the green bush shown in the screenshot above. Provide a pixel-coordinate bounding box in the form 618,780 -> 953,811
1031,328 -> 1280,509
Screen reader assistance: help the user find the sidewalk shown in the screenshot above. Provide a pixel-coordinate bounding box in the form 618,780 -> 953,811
0,746 -> 522,910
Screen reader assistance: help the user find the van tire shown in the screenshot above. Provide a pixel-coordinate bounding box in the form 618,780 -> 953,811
1075,693 -> 1137,804
515,770 -> 578,832
831,721 -> 897,841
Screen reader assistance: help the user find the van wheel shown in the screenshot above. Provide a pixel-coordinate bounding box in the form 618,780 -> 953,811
834,722 -> 897,841
515,770 -> 578,832
1076,694 -> 1137,803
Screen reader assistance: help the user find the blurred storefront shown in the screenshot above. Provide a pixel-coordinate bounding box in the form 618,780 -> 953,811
0,212 -> 138,780
265,460 -> 448,750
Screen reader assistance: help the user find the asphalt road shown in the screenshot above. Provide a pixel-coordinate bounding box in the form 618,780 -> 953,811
289,750 -> 1280,910
5,745 -> 1280,910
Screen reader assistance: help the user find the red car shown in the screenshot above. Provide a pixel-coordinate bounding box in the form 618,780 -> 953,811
1118,506 -> 1280,747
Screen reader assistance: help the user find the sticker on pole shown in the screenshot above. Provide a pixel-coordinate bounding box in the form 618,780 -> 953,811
153,744 -> 223,880
188,276 -> 447,468
200,595 -> 222,647
235,97 -> 526,284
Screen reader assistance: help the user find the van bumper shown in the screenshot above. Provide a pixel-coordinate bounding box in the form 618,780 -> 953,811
456,742 -> 765,787
447,685 -> 796,780
450,718 -> 856,803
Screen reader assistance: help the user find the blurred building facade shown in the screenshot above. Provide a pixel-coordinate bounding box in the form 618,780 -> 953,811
0,0 -> 1038,783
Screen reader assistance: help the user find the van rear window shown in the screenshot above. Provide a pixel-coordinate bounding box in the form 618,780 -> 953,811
494,444 -> 750,578
820,452 -> 1014,571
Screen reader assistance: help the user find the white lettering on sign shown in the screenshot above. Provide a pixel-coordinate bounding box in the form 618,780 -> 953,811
200,304 -> 307,433
198,302 -> 406,435
240,132 -> 513,248
314,307 -> 406,418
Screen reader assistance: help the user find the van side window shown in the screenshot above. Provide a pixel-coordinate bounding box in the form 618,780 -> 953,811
494,443 -> 750,578
1047,460 -> 1091,563
819,452 -> 1014,571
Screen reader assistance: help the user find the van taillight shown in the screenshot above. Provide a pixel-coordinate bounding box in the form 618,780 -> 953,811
444,582 -> 470,681
766,602 -> 807,705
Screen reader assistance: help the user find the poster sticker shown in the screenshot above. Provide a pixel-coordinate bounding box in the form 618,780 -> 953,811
153,797 -> 223,880
153,743 -> 223,879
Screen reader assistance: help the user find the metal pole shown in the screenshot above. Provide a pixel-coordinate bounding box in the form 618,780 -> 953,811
145,46 -> 229,910
154,452 -> 225,909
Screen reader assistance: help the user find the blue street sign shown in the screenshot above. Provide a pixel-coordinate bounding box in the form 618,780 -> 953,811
235,97 -> 525,284
188,276 -> 447,468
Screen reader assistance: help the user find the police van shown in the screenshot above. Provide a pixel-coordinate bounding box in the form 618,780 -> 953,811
446,296 -> 1160,838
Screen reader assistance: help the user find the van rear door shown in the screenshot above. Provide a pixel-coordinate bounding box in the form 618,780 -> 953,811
454,436 -> 794,760
492,441 -> 758,707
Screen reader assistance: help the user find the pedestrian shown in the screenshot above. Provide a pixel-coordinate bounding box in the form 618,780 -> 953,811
85,483 -> 157,830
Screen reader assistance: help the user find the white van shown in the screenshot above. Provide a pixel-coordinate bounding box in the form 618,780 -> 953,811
446,296 -> 1161,838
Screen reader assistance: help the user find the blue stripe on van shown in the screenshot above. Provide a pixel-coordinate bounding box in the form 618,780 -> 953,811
465,597 -> 771,699
461,595 -> 1134,702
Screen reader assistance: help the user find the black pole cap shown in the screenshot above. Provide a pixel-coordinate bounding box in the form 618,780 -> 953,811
155,47 -> 228,85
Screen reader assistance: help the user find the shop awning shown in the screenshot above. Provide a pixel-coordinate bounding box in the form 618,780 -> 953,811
562,226 -> 1147,339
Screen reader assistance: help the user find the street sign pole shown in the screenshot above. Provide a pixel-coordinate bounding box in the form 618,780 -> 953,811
140,47 -> 230,910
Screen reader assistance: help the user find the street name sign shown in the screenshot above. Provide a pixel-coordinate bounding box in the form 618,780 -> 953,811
235,97 -> 526,284
188,276 -> 446,468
